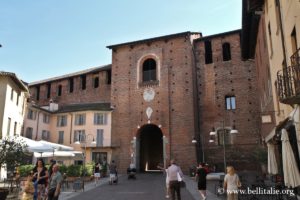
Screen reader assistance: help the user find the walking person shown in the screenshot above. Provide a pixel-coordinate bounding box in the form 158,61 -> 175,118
94,162 -> 101,186
48,159 -> 56,177
157,162 -> 170,198
47,164 -> 63,200
224,166 -> 241,200
166,159 -> 184,200
32,158 -> 48,200
109,160 -> 118,184
195,163 -> 208,200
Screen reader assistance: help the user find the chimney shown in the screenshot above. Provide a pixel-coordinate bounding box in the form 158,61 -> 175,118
49,99 -> 58,111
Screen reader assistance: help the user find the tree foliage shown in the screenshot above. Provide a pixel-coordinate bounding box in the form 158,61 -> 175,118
0,137 -> 28,170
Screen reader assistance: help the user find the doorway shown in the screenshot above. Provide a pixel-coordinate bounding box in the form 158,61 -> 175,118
137,124 -> 163,172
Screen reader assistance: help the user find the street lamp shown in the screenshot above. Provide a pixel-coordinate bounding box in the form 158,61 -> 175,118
75,134 -> 96,178
192,135 -> 205,163
209,121 -> 238,173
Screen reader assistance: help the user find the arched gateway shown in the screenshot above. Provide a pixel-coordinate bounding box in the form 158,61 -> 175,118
136,124 -> 163,172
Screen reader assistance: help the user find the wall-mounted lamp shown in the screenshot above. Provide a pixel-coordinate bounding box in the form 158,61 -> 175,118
192,137 -> 197,144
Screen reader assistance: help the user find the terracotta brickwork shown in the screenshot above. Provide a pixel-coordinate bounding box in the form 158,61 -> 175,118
26,30 -> 261,172
194,30 -> 261,170
29,67 -> 111,106
109,33 -> 200,172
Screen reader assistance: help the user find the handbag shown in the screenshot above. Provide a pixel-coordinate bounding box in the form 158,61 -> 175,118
177,172 -> 185,188
180,181 -> 186,188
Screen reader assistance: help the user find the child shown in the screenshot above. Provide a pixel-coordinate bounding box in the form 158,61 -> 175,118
22,173 -> 35,200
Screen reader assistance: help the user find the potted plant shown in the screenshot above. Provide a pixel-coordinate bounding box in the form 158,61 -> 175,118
0,136 -> 27,200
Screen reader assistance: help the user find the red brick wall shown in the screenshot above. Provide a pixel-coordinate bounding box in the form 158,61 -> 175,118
194,32 -> 261,170
110,34 -> 199,173
29,70 -> 111,106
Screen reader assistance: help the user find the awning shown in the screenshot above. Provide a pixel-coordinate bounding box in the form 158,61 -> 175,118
39,140 -> 74,151
16,136 -> 54,153
33,151 -> 82,159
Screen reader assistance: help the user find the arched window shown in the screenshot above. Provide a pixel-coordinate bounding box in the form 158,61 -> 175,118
222,43 -> 231,61
142,58 -> 157,82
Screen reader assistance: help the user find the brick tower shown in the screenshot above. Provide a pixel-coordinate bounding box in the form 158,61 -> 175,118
107,32 -> 201,173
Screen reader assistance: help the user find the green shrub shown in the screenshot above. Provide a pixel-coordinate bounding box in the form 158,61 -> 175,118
19,165 -> 34,177
85,164 -> 94,176
67,164 -> 81,177
59,164 -> 68,174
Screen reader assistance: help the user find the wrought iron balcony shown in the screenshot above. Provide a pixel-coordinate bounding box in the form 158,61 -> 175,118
277,48 -> 300,104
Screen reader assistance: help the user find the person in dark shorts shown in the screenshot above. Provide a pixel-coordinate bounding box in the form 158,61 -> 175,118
196,163 -> 207,200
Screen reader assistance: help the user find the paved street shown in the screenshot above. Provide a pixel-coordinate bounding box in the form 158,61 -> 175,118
60,173 -> 223,200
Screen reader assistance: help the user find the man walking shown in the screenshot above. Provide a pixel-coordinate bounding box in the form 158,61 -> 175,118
167,159 -> 184,200
48,164 -> 63,200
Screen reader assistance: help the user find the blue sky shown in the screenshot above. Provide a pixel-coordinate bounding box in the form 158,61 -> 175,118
0,0 -> 242,83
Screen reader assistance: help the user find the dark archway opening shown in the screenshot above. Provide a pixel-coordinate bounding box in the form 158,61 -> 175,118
138,124 -> 163,172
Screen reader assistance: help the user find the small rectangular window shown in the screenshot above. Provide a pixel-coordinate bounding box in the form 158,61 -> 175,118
36,86 -> 40,101
14,122 -> 17,136
96,129 -> 104,147
58,131 -> 64,144
46,83 -> 51,99
43,114 -> 50,124
94,113 -> 107,125
42,130 -> 50,140
81,75 -> 86,90
69,78 -> 74,93
74,130 -> 85,142
27,109 -> 36,120
225,96 -> 236,110
25,127 -> 33,139
16,93 -> 19,106
93,76 -> 99,88
106,70 -> 111,84
75,114 -> 86,125
7,117 -> 11,135
11,89 -> 14,101
57,115 -> 67,127
205,40 -> 213,64
57,85 -> 62,96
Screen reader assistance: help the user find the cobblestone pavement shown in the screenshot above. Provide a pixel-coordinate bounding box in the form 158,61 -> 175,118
60,173 -> 223,200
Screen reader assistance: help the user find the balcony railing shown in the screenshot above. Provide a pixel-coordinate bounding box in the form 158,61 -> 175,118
277,48 -> 300,104
81,139 -> 121,148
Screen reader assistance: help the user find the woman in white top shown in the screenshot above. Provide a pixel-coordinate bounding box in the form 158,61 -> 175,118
157,163 -> 170,198
224,166 -> 241,200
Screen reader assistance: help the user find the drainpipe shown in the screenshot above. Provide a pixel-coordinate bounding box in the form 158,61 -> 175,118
35,110 -> 40,140
191,34 -> 203,163
69,113 -> 73,144
277,0 -> 287,68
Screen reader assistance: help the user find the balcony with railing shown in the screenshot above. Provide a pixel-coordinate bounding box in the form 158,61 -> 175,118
82,139 -> 121,148
277,48 -> 300,105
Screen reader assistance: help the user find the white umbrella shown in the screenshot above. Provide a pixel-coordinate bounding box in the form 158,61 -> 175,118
267,143 -> 278,175
33,151 -> 83,160
39,140 -> 74,151
281,129 -> 300,187
34,151 -> 74,158
16,136 -> 53,153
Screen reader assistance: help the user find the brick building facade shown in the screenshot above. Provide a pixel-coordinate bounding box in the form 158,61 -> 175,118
27,30 -> 260,173
194,30 -> 261,171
